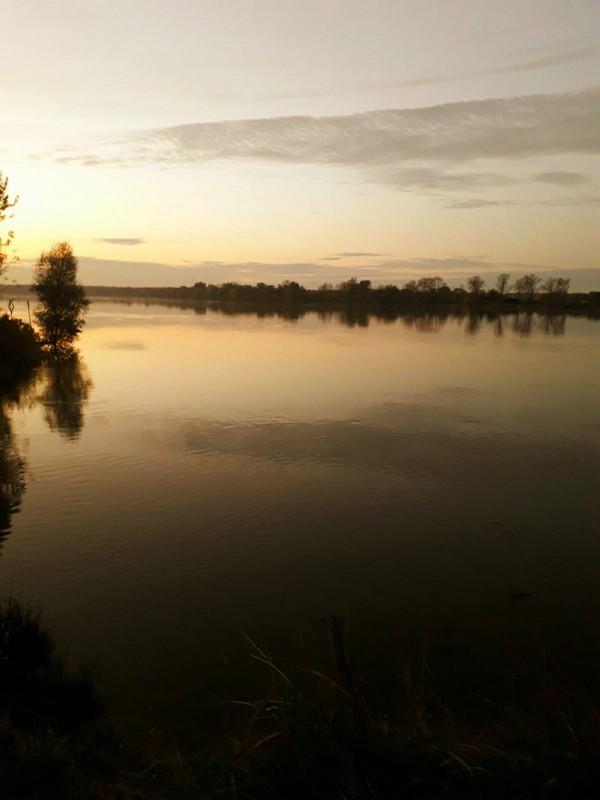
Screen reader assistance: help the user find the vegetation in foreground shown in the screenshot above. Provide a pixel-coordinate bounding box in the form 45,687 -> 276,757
1,600 -> 599,799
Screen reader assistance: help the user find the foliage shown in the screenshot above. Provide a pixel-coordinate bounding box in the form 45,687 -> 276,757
33,242 -> 90,355
0,314 -> 43,387
0,172 -> 18,284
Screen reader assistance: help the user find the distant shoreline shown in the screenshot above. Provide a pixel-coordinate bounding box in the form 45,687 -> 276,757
5,282 -> 600,315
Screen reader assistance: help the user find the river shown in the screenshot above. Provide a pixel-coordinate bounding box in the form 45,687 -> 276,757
1,300 -> 599,738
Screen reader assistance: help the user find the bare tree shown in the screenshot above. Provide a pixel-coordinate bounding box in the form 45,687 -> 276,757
541,276 -> 570,302
416,276 -> 446,292
514,274 -> 541,303
467,275 -> 485,295
495,272 -> 510,296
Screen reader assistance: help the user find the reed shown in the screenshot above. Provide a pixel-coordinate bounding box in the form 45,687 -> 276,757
1,601 -> 599,798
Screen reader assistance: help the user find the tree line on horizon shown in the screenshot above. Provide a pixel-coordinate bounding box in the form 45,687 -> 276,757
80,271 -> 600,309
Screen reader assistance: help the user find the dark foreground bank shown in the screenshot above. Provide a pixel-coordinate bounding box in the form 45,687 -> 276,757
1,599 -> 599,800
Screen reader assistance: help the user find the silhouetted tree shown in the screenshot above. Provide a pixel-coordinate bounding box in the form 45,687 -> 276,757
541,276 -> 570,303
495,273 -> 510,296
514,274 -> 541,303
467,275 -> 485,295
416,276 -> 446,292
33,242 -> 89,355
0,172 -> 18,285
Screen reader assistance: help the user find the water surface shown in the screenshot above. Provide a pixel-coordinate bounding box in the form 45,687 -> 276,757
1,301 -> 599,735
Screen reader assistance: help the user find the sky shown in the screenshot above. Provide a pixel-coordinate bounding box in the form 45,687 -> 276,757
2,0 -> 599,289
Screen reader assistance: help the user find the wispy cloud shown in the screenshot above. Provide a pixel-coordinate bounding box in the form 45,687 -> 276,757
94,237 -> 145,246
442,198 -> 514,209
54,88 -> 599,166
320,252 -> 390,261
483,46 -> 600,75
51,88 -> 599,202
532,171 -> 589,186
268,47 -> 600,99
537,195 -> 600,206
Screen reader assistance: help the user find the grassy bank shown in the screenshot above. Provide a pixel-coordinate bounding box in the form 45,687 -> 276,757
1,601 -> 599,798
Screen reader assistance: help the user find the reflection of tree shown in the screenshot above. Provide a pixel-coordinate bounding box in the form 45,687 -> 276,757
466,313 -> 482,336
512,312 -> 533,337
0,400 -> 25,545
402,312 -> 448,334
542,313 -> 566,336
339,308 -> 369,328
39,356 -> 93,441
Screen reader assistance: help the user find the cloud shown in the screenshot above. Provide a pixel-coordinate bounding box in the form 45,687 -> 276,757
442,198 -> 514,209
94,237 -> 145,246
537,195 -> 600,206
532,171 -> 589,186
371,166 -> 520,192
482,46 -> 600,75
10,255 -> 600,291
320,252 -> 390,261
267,47 -> 600,100
54,88 -> 600,179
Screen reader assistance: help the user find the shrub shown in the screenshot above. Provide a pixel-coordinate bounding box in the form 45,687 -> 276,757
0,315 -> 42,386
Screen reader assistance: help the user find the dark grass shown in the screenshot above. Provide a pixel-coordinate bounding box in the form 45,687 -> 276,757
1,601 -> 599,799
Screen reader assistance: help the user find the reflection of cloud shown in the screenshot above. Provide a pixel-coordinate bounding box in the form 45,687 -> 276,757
179,413 -> 600,489
94,238 -> 145,246
183,418 -> 441,477
51,88 -> 600,201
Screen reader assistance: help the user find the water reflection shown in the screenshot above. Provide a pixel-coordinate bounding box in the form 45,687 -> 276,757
90,298 -> 576,337
0,399 -> 25,545
542,313 -> 566,336
212,304 -> 571,337
38,356 -> 93,440
0,356 -> 93,541
402,311 -> 448,333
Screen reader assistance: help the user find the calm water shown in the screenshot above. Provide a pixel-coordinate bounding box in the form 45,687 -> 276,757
1,301 -> 599,736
